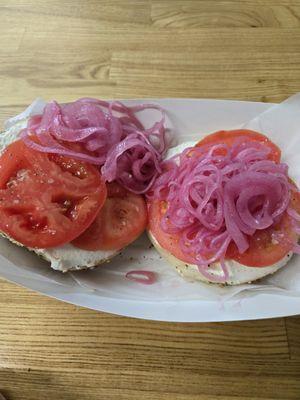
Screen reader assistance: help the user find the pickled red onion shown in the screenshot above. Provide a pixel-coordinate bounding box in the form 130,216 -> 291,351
21,99 -> 168,194
125,270 -> 157,285
150,139 -> 300,282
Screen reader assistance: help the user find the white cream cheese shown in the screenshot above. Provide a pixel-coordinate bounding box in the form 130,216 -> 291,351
148,141 -> 293,285
34,245 -> 118,272
0,119 -> 119,272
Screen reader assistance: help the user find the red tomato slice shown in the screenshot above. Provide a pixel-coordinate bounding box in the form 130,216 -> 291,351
148,200 -> 191,263
0,140 -> 107,248
72,182 -> 147,251
196,129 -> 281,162
227,190 -> 300,267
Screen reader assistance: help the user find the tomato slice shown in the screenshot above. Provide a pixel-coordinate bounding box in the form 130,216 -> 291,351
196,129 -> 281,162
72,182 -> 147,251
226,216 -> 293,267
148,200 -> 191,263
227,190 -> 300,267
0,140 -> 107,248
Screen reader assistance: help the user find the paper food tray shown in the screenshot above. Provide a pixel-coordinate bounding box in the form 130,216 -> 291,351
1,95 -> 300,322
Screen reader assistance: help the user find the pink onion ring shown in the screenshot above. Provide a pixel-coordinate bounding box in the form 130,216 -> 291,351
21,99 -> 169,194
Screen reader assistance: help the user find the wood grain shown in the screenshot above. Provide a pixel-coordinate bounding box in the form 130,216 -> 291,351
0,281 -> 299,400
0,1 -> 300,399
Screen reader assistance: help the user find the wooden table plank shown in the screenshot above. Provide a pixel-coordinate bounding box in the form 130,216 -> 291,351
286,317 -> 300,360
151,1 -> 300,28
0,280 -> 299,399
0,1 -> 300,399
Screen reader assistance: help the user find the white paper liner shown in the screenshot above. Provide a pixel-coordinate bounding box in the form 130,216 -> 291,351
1,96 -> 300,306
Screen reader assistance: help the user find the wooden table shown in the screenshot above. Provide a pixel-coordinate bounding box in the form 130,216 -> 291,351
0,1 -> 300,399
